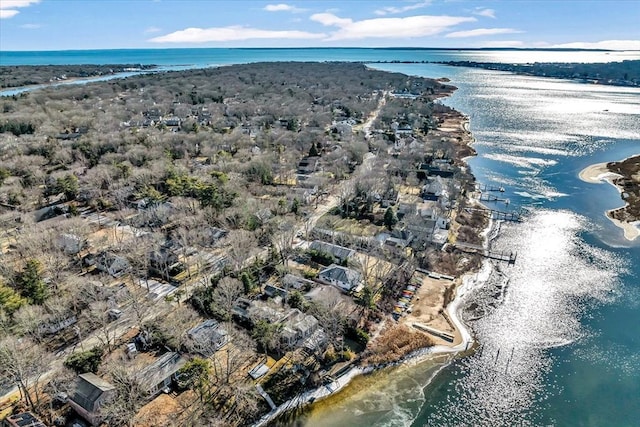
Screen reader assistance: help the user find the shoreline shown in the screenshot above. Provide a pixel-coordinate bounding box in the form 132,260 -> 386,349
255,110 -> 490,426
579,160 -> 640,241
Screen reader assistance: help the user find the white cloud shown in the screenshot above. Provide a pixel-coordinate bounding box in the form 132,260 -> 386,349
144,26 -> 162,34
0,0 -> 39,19
310,13 -> 476,41
263,3 -> 305,13
310,13 -> 352,27
0,9 -> 18,18
19,22 -> 40,29
446,28 -> 522,38
374,1 -> 431,16
550,39 -> 640,51
473,8 -> 495,18
149,26 -> 324,43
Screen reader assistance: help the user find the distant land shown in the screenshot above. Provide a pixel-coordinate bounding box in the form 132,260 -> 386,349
0,64 -> 156,89
433,60 -> 640,87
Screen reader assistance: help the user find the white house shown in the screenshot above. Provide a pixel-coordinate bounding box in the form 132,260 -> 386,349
318,264 -> 363,292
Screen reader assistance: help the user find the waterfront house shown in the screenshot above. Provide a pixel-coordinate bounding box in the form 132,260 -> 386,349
279,309 -> 320,348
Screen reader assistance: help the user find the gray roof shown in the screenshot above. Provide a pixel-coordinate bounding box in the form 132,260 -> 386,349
319,264 -> 362,287
138,352 -> 186,393
187,320 -> 228,355
72,373 -> 115,413
309,240 -> 355,262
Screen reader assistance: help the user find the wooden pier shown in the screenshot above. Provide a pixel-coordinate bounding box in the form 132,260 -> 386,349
452,241 -> 517,264
478,193 -> 510,204
465,207 -> 523,222
476,184 -> 505,192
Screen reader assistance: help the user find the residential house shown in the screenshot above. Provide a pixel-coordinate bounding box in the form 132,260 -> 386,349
37,315 -> 77,335
282,274 -> 316,291
422,178 -> 445,201
204,227 -> 228,247
68,373 -> 116,426
56,233 -> 85,255
87,252 -> 130,277
138,352 -> 187,397
279,309 -> 319,348
149,246 -> 185,282
309,240 -> 355,264
318,264 -> 363,292
297,156 -> 320,175
385,228 -> 415,248
3,412 -> 46,427
186,320 -> 228,356
264,283 -> 288,299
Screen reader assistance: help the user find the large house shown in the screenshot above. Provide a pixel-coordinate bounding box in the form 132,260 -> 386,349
318,264 -> 363,292
279,309 -> 320,348
68,373 -> 116,426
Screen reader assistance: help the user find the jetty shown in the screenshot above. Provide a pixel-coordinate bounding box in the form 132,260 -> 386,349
452,241 -> 517,264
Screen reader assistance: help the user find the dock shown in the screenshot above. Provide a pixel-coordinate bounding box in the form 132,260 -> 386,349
464,207 -> 523,222
478,193 -> 509,204
452,241 -> 517,264
476,184 -> 505,192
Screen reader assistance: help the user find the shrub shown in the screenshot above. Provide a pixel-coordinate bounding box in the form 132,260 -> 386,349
64,347 -> 103,374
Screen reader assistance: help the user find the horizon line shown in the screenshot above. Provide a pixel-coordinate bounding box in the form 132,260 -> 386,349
2,46 -> 640,54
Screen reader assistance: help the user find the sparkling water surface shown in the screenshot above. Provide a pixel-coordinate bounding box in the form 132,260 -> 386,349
299,64 -> 640,427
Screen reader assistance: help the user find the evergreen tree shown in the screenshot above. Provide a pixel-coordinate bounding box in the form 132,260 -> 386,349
384,207 -> 397,231
16,259 -> 48,304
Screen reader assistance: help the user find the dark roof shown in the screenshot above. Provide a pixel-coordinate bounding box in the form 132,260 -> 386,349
5,412 -> 46,427
391,228 -> 413,240
72,373 -> 115,413
138,352 -> 186,392
319,264 -> 361,287
309,240 -> 355,261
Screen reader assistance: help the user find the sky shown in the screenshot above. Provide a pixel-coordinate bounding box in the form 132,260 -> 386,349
0,0 -> 639,51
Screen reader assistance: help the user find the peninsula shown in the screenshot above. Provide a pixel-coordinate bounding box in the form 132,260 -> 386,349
434,60 -> 640,87
580,155 -> 640,240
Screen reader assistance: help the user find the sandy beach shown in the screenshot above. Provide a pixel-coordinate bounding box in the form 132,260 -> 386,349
579,162 -> 640,241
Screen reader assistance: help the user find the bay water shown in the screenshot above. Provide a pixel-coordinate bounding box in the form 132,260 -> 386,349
2,49 -> 639,426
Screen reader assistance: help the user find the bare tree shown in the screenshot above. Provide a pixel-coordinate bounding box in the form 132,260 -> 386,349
101,360 -> 148,427
212,277 -> 242,321
0,336 -> 52,412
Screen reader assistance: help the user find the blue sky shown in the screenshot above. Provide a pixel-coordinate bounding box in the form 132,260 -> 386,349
0,0 -> 639,51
